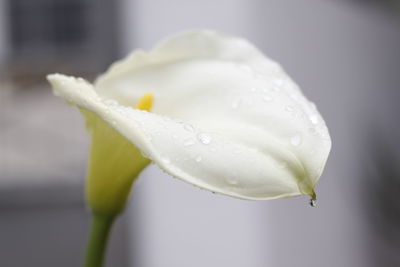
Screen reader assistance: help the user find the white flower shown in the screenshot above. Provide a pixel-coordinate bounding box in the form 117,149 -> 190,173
47,30 -> 331,212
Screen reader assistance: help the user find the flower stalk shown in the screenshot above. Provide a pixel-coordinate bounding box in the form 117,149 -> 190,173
84,213 -> 116,267
82,93 -> 154,267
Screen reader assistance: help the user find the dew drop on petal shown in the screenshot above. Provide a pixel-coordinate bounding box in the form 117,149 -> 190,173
195,155 -> 202,162
183,123 -> 195,132
277,161 -> 287,169
290,134 -> 302,147
140,150 -> 150,159
226,177 -> 238,185
263,95 -> 273,102
231,98 -> 242,109
285,105 -> 294,112
104,99 -> 118,106
240,65 -> 252,73
309,115 -> 319,125
309,127 -> 317,135
197,132 -> 212,145
274,79 -> 284,86
162,157 -> 171,164
183,138 -> 195,146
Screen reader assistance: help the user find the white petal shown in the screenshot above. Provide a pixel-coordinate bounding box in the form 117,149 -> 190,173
48,30 -> 331,199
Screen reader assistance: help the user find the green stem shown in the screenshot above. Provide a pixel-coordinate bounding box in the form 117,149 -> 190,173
84,213 -> 116,267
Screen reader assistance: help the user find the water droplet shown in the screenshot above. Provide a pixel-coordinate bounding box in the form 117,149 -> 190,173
195,155 -> 202,162
309,127 -> 317,135
183,138 -> 195,146
183,123 -> 195,132
162,157 -> 171,164
231,99 -> 242,109
310,198 -> 317,207
104,99 -> 118,106
240,65 -> 252,73
254,72 -> 266,80
290,134 -> 302,147
277,162 -> 287,169
285,105 -> 294,112
263,95 -> 273,102
309,115 -> 319,125
272,86 -> 280,92
140,150 -> 150,158
197,132 -> 212,145
226,177 -> 238,185
290,93 -> 299,100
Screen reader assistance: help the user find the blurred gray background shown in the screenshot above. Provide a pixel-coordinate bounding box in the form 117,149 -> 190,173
1,0 -> 400,266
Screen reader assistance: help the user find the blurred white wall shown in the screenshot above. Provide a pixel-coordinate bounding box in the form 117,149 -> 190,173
119,0 -> 255,52
119,1 -> 400,267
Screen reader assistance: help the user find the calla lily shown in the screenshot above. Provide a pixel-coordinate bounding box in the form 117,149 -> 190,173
47,30 -> 331,214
